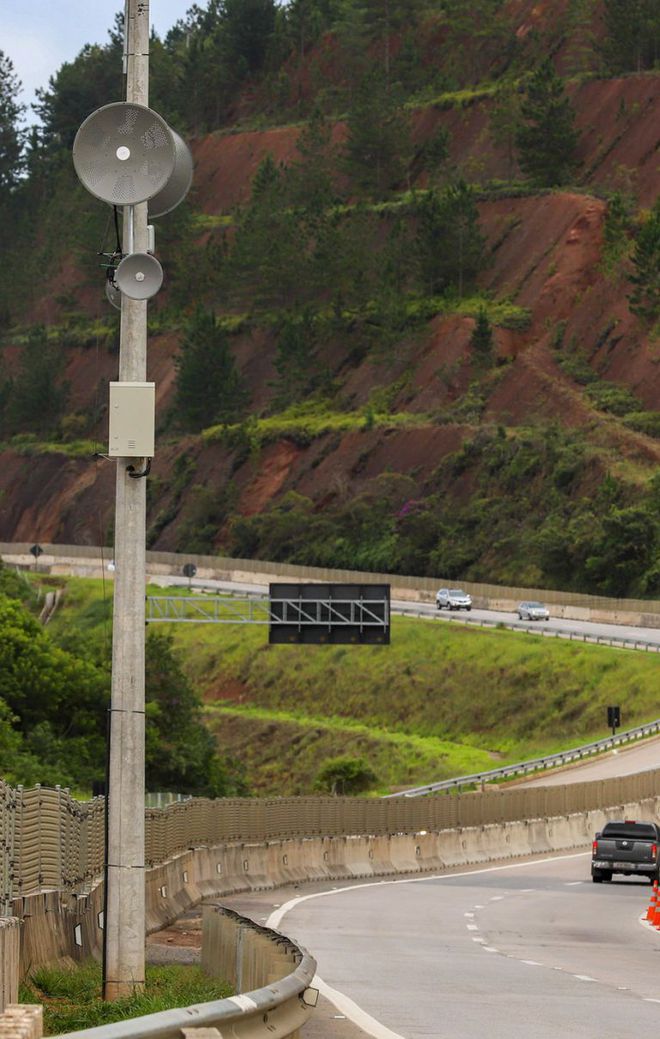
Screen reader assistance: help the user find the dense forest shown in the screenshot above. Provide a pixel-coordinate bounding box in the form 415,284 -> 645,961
0,0 -> 659,597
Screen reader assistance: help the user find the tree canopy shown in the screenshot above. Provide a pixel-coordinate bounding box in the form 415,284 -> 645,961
0,51 -> 24,191
516,60 -> 580,187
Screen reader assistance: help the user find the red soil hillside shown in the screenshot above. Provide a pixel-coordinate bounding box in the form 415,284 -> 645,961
191,74 -> 660,216
0,70 -> 658,553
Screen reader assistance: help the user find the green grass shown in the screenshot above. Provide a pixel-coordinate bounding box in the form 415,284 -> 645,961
20,961 -> 232,1036
203,405 -> 427,446
205,701 -> 500,795
1,435 -> 101,458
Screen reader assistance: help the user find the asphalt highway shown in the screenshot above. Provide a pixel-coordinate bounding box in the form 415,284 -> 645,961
238,853 -> 660,1039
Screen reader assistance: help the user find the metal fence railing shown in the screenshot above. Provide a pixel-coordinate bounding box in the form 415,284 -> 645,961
3,768 -> 660,908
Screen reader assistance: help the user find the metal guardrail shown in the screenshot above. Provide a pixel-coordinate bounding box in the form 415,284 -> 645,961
55,919 -> 316,1039
396,605 -> 660,651
385,718 -> 660,798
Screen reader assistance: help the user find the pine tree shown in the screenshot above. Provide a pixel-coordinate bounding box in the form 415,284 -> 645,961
343,69 -> 412,198
600,0 -> 660,73
470,308 -> 495,367
415,181 -> 487,297
226,156 -> 308,308
174,308 -> 248,431
628,201 -> 660,323
515,60 -> 580,187
278,0 -> 331,104
601,192 -> 634,274
0,51 -> 24,190
286,108 -> 338,211
6,326 -> 69,435
273,307 -> 318,406
489,82 -> 522,181
419,126 -> 450,188
440,0 -> 513,84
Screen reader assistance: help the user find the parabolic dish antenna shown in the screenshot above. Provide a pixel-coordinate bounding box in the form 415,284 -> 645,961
73,102 -> 176,206
149,131 -> 194,218
115,252 -> 164,300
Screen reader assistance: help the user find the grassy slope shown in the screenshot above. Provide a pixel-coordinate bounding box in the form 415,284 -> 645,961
46,577 -> 660,795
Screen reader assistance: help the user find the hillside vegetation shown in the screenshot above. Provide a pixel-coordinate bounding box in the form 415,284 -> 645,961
0,1 -> 659,597
36,574 -> 660,796
0,564 -> 246,795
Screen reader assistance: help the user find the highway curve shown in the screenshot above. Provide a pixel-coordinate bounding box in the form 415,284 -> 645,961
262,854 -> 660,1039
516,735 -> 660,787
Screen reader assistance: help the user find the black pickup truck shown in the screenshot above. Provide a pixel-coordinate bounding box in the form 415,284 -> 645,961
592,820 -> 660,883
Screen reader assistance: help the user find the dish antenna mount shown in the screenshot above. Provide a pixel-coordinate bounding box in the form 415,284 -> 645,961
72,100 -> 193,305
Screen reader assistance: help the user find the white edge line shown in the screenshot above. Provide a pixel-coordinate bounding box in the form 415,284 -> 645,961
315,977 -> 406,1039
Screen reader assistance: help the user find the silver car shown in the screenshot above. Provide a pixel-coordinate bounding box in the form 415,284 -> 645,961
517,600 -> 550,621
436,588 -> 472,611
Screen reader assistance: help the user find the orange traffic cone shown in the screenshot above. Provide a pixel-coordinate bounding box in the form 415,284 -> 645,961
647,880 -> 658,921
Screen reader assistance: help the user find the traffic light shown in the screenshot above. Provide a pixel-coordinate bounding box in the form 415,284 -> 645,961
607,705 -> 621,733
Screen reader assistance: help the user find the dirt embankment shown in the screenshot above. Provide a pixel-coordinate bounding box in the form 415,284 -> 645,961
1,73 -> 658,545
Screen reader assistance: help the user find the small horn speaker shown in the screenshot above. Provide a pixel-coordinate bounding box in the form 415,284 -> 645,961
73,102 -> 176,205
115,253 -> 163,300
105,279 -> 122,310
149,131 -> 193,218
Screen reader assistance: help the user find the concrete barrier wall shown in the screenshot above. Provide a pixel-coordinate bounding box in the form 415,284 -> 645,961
14,796 -> 658,983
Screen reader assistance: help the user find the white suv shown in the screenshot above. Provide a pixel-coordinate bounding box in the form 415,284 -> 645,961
436,588 -> 472,611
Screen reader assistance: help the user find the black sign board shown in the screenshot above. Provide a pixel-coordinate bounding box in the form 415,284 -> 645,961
182,563 -> 197,579
607,705 -> 621,732
269,583 -> 390,645
30,544 -> 43,559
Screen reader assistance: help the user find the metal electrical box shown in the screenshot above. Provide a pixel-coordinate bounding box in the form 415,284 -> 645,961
108,381 -> 155,457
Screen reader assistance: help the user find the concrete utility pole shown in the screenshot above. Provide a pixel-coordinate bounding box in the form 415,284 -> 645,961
103,0 -> 150,1001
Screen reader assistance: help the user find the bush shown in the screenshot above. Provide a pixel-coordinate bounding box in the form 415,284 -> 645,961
585,382 -> 641,416
624,411 -> 660,439
314,755 -> 378,795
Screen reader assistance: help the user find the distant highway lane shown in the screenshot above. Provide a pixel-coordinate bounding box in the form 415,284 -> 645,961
259,853 -> 660,1039
515,734 -> 660,787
